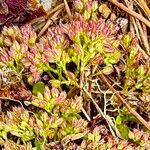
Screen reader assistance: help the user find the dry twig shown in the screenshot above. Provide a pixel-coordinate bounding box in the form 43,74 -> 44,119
38,9 -> 63,37
124,0 -> 135,36
83,87 -> 117,137
108,0 -> 150,27
136,0 -> 150,18
136,19 -> 150,54
63,0 -> 72,20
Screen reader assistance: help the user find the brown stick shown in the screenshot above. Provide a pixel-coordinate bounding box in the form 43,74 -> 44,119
108,0 -> 150,28
64,0 -> 73,20
99,73 -> 150,131
47,3 -> 65,16
136,19 -> 150,54
38,9 -> 62,37
136,0 -> 150,17
124,0 -> 135,36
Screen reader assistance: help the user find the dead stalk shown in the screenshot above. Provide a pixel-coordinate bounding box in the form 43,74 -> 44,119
34,22 -> 46,32
136,0 -> 150,18
83,87 -> 116,137
47,3 -> 65,16
38,9 -> 63,37
137,45 -> 149,59
81,107 -> 91,121
108,0 -> 150,27
64,0 -> 72,20
136,19 -> 150,54
124,0 -> 135,36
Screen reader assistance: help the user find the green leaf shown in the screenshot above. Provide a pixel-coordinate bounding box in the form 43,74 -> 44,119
45,101 -> 55,114
33,82 -> 45,95
34,140 -> 44,150
79,34 -> 85,47
104,50 -> 121,65
116,115 -> 122,125
84,10 -> 91,20
0,36 -> 3,46
1,131 -> 7,140
116,124 -> 129,140
50,80 -> 61,88
122,34 -> 132,48
92,1 -> 98,11
64,126 -> 74,135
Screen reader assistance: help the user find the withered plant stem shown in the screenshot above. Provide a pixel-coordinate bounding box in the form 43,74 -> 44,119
47,3 -> 65,16
124,0 -> 135,36
38,9 -> 63,37
99,73 -> 150,131
136,19 -> 150,54
136,0 -> 150,18
64,0 -> 72,20
108,0 -> 150,28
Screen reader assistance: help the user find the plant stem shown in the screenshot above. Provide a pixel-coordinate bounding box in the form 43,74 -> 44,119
108,0 -> 150,27
64,0 -> 72,20
136,0 -> 150,18
38,9 -> 63,37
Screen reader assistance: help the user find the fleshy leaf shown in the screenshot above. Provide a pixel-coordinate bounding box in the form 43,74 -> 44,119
32,81 -> 45,95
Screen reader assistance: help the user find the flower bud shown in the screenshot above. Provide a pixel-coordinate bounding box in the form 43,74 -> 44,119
122,34 -> 132,48
84,10 -> 91,20
37,92 -> 44,100
50,80 -> 61,88
29,32 -> 37,46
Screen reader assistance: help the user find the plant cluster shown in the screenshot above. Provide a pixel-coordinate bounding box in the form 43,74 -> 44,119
0,0 -> 150,149
0,90 -> 87,149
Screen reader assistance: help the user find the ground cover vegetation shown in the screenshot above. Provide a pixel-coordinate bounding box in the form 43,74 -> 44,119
0,0 -> 150,149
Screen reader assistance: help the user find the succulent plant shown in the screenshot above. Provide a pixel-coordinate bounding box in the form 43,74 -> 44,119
32,86 -> 83,116
0,107 -> 35,142
0,0 -> 150,149
0,8 -> 121,84
0,25 -> 36,74
66,14 -> 120,74
64,127 -> 150,150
